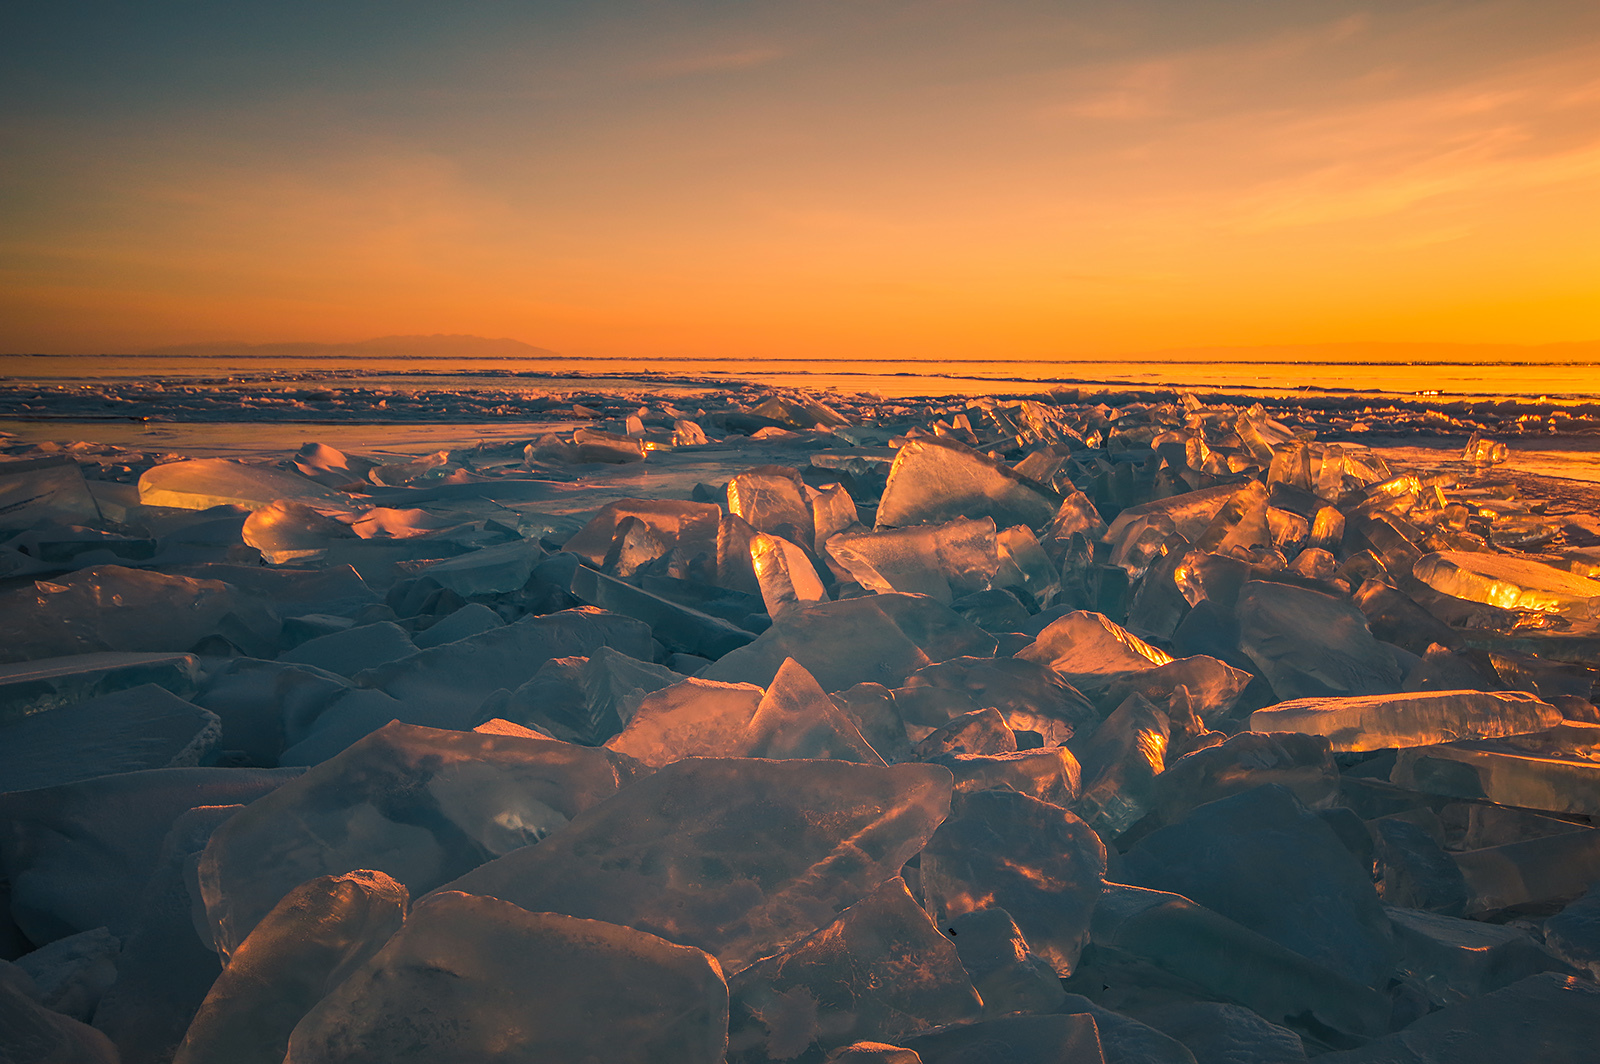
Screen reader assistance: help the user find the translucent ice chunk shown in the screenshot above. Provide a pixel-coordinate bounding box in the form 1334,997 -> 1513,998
1149,731 -> 1337,827
944,907 -> 1066,1017
284,892 -> 728,1064
728,466 -> 815,545
1386,906 -> 1571,1008
727,876 -> 981,1061
876,437 -> 1060,531
920,789 -> 1106,975
174,870 -> 408,1064
0,684 -> 220,792
925,748 -> 1081,807
1071,692 -> 1169,837
140,458 -> 352,512
1101,484 -> 1238,553
900,656 -> 1097,745
563,499 -> 722,584
442,757 -> 953,971
279,621 -> 416,677
416,538 -> 543,596
499,645 -> 681,744
241,500 -> 357,563
1090,884 -> 1389,1041
743,657 -> 885,764
0,455 -> 102,531
604,677 -> 766,766
14,926 -> 119,1022
810,482 -> 860,553
702,593 -> 997,692
827,518 -> 998,604
1014,611 -> 1173,701
1251,689 -> 1562,752
354,606 -> 654,723
199,721 -> 628,957
1454,828 -> 1600,914
563,564 -> 758,660
1235,580 -> 1402,700
0,565 -> 280,663
1413,550 -> 1600,617
412,602 -> 502,648
1392,741 -> 1600,815
1122,785 -> 1396,987
751,533 -> 828,616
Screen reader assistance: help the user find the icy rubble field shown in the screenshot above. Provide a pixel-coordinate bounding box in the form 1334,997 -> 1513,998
2,384 -> 1600,1063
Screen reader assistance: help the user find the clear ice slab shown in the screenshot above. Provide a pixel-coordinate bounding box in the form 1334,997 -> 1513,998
726,876 -> 981,1063
198,721 -> 629,957
1235,580 -> 1403,700
139,457 -> 352,512
1413,550 -> 1600,618
442,757 -> 953,972
826,518 -> 998,604
1251,689 -> 1562,752
284,891 -> 729,1064
876,437 -> 1060,532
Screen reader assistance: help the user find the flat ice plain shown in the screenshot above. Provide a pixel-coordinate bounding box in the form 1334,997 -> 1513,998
2,362 -> 1600,1063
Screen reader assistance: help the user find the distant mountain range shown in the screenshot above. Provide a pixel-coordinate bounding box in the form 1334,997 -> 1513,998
142,334 -> 559,359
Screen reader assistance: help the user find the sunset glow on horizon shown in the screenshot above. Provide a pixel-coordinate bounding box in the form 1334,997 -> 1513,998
3,1 -> 1598,361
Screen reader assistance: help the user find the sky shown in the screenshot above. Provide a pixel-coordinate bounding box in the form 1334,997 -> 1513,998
2,0 -> 1598,360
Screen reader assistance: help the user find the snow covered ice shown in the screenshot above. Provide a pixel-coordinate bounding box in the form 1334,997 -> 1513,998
2,382 -> 1600,1060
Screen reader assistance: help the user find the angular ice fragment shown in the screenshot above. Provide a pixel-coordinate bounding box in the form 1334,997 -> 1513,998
901,656 -> 1097,744
279,621 -> 416,677
564,564 -> 757,659
411,601 -> 501,648
284,892 -> 728,1064
1391,741 -> 1600,816
726,877 -> 981,1062
914,707 -> 1015,758
1123,785 -> 1396,986
416,538 -> 543,596
1090,884 -> 1389,1041
0,767 -> 295,945
702,593 -> 996,692
1454,828 -> 1600,914
810,482 -> 859,553
1414,551 -> 1600,617
827,518 -> 998,604
498,645 -> 680,744
1543,882 -> 1600,979
140,458 -> 352,512
0,565 -> 280,663
442,757 -> 953,971
876,437 -> 1059,531
14,926 -> 120,1022
1070,692 -> 1169,837
1235,580 -> 1402,699
1101,654 -> 1252,724
604,677 -> 766,766
751,533 -> 828,616
0,684 -> 220,792
1014,611 -> 1173,701
899,1013 -> 1105,1064
926,747 -> 1081,806
1102,484 -> 1238,553
0,455 -> 102,530
174,870 -> 407,1064
354,606 -> 653,723
198,721 -> 627,957
563,499 -> 722,584
743,658 -> 885,764
1251,689 -> 1562,752
240,500 -> 356,564
1149,731 -> 1337,827
944,907 -> 1066,1017
728,466 -> 815,545
1386,906 -> 1571,1007
920,789 -> 1106,975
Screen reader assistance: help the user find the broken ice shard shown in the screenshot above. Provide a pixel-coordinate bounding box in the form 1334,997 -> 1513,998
284,891 -> 728,1064
727,466 -> 816,545
1014,610 -> 1173,702
1251,689 -> 1562,751
1235,580 -> 1402,699
876,437 -> 1059,531
726,876 -> 981,1062
0,454 -> 103,529
139,457 -> 352,511
742,657 -> 884,764
1413,550 -> 1600,617
920,788 -> 1106,976
751,532 -> 828,616
1391,737 -> 1600,816
826,518 -> 998,604
442,757 -> 952,972
198,721 -> 628,957
174,870 -> 407,1064
604,677 -> 766,766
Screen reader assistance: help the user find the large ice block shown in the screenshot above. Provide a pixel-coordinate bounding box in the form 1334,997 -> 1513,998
1125,784 -> 1394,988
198,722 -> 628,957
1148,731 -> 1337,827
1413,550 -> 1600,617
1454,828 -> 1600,914
0,684 -> 220,792
876,437 -> 1059,531
284,892 -> 728,1064
920,789 -> 1106,975
925,748 -> 1081,806
702,593 -> 996,692
499,645 -> 681,744
1089,884 -> 1389,1041
0,565 -> 280,663
1070,692 -> 1170,837
827,518 -> 998,604
1251,689 -> 1561,752
751,533 -> 828,616
563,498 -> 722,583
1014,611 -> 1173,700
353,606 -> 653,722
944,907 -> 1066,1017
563,563 -> 758,660
899,656 -> 1096,744
279,621 -> 416,677
173,870 -> 408,1064
604,677 -> 766,766
1235,580 -> 1402,699
743,657 -> 885,764
726,877 -> 981,1063
1385,906 -> 1572,1007
442,757 -> 953,971
0,651 -> 201,726
0,455 -> 103,530
415,538 -> 543,596
140,458 -> 352,512
1392,741 -> 1600,815
727,466 -> 815,545
240,500 -> 357,563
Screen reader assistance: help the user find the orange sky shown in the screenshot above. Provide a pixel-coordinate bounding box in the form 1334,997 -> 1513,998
2,1 -> 1598,359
